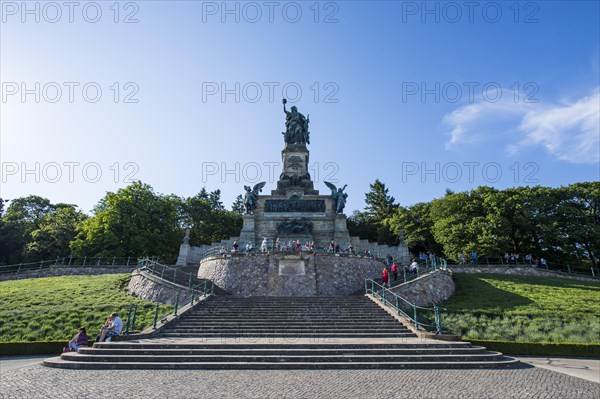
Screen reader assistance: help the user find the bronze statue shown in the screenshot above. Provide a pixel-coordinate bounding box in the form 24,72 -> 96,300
243,182 -> 266,214
324,181 -> 348,214
282,98 -> 310,145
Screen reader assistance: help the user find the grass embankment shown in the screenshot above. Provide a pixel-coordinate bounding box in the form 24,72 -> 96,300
442,274 -> 600,344
0,274 -> 173,343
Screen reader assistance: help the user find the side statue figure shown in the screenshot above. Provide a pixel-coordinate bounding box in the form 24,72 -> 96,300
282,98 -> 310,145
325,181 -> 348,214
243,182 -> 266,214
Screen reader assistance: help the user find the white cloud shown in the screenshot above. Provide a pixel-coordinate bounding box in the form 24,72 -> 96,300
443,89 -> 600,164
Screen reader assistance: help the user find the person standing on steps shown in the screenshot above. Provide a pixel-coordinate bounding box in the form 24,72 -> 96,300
381,267 -> 389,287
391,261 -> 398,282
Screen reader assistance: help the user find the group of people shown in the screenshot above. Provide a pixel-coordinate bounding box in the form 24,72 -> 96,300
64,313 -> 123,353
458,251 -> 478,265
381,258 -> 419,287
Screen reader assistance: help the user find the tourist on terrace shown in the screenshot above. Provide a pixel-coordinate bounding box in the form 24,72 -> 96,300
381,267 -> 389,287
391,261 -> 398,281
68,327 -> 89,351
409,259 -> 419,276
261,238 -> 268,253
98,313 -> 123,342
232,242 -> 239,252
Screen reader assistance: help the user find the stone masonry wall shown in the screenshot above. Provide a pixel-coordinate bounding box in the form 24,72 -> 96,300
127,270 -> 192,305
388,270 -> 455,309
198,253 -> 385,296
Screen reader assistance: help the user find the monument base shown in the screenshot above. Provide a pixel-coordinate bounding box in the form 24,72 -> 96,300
198,252 -> 385,296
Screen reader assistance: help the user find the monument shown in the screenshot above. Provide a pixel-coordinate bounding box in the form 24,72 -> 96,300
237,99 -> 351,249
191,100 -> 411,296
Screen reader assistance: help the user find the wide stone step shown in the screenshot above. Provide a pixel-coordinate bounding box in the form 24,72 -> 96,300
175,322 -> 406,327
43,358 -> 519,370
80,347 -> 489,356
93,342 -> 475,350
60,352 -> 507,363
159,333 -> 417,338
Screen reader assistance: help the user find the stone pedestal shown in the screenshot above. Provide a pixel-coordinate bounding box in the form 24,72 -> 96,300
175,243 -> 190,266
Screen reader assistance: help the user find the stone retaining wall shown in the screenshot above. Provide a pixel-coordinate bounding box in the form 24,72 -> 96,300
127,270 -> 192,304
0,266 -> 137,281
450,266 -> 599,283
198,253 -> 385,296
388,270 -> 455,309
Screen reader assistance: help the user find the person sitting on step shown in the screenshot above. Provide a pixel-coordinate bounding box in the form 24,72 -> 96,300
97,313 -> 123,342
68,327 -> 89,352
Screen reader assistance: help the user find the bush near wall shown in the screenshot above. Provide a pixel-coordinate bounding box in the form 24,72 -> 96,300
0,341 -> 66,356
469,340 -> 600,358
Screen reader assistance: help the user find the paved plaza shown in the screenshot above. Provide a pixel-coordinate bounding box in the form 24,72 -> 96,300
1,355 -> 598,399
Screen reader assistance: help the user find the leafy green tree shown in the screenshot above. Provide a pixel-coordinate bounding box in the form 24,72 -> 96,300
231,194 -> 245,215
385,202 -> 443,255
0,196 -> 55,264
183,189 -> 242,246
25,206 -> 87,260
70,181 -> 182,261
348,180 -> 399,245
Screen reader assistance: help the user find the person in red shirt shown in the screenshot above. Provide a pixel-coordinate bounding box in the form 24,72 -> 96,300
391,262 -> 398,282
382,268 -> 389,287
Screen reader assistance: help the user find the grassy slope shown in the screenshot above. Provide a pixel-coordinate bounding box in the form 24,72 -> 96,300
0,274 -> 173,342
441,273 -> 600,343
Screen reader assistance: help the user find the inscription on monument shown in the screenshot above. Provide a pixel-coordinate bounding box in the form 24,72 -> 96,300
278,260 -> 306,276
265,199 -> 326,213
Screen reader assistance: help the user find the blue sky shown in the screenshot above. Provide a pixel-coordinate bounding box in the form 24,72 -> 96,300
1,1 -> 599,214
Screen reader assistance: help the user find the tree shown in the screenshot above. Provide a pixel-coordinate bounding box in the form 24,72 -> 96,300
0,195 -> 55,264
385,202 -> 443,255
25,206 -> 87,260
70,181 -> 182,261
364,179 -> 398,220
348,180 -> 399,245
183,190 -> 242,246
231,194 -> 245,215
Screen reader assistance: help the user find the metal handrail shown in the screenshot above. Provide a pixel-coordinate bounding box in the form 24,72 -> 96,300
365,278 -> 445,334
137,258 -> 196,289
150,279 -> 215,329
447,257 -> 599,278
0,256 -> 154,275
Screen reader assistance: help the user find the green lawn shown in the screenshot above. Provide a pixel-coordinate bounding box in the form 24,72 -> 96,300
0,274 -> 173,342
441,273 -> 600,343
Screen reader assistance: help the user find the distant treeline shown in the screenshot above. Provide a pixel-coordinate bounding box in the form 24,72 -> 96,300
0,181 -> 244,265
1,181 -> 598,268
347,180 -> 599,267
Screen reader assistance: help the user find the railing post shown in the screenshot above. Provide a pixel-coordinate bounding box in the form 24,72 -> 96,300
174,293 -> 180,316
204,279 -> 207,296
127,256 -> 131,266
403,269 -> 406,283
83,256 -> 87,266
68,255 -> 72,266
17,263 -> 22,274
174,267 -> 177,282
39,260 -> 43,270
131,305 -> 138,332
395,295 -> 399,316
413,305 -> 418,328
382,285 -> 386,304
567,265 -> 571,274
591,267 -> 595,277
55,256 -> 60,266
434,305 -> 442,335
189,274 -> 192,289
125,305 -> 132,335
112,256 -> 116,266
153,302 -> 160,329
191,287 -> 195,304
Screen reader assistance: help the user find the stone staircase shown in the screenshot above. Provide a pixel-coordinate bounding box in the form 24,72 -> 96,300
43,296 -> 518,369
